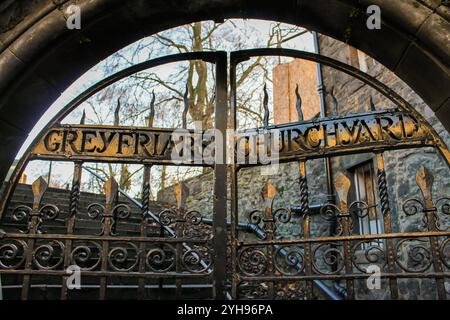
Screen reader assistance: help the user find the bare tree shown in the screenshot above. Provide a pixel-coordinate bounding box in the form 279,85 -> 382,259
75,20 -> 308,196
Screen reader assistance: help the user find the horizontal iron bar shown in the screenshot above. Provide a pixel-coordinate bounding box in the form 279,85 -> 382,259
0,270 -> 212,278
239,231 -> 450,246
1,284 -> 213,290
0,232 -> 210,243
239,272 -> 450,282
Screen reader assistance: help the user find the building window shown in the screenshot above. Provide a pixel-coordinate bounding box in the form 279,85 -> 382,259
349,161 -> 383,238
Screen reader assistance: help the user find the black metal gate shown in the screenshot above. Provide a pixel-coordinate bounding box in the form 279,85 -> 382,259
0,49 -> 449,300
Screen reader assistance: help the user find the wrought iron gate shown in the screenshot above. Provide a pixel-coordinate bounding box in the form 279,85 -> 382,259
0,49 -> 449,300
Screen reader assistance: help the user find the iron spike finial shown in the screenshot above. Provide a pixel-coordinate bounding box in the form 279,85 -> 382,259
328,85 -> 339,115
334,173 -> 351,210
261,181 -> 277,202
295,84 -> 303,122
80,109 -> 86,125
114,97 -> 121,126
261,181 -> 277,224
32,176 -> 48,206
182,84 -> 189,129
369,96 -> 376,112
263,83 -> 269,128
416,165 -> 434,202
174,182 -> 189,210
147,90 -> 155,127
104,177 -> 119,206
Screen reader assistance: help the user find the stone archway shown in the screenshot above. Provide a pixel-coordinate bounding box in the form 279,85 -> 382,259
0,0 -> 449,183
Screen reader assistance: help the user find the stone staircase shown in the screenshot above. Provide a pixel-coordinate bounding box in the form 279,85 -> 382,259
0,184 -> 214,300
0,184 -> 340,300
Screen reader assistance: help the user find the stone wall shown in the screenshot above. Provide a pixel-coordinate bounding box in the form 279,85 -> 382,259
157,34 -> 450,299
318,34 -> 450,234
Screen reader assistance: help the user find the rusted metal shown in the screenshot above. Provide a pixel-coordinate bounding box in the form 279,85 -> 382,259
334,173 -> 354,299
299,160 -> 313,299
61,161 -> 82,300
212,51 -> 228,299
29,109 -> 435,166
413,165 -> 447,299
0,49 -> 449,300
374,152 -> 399,299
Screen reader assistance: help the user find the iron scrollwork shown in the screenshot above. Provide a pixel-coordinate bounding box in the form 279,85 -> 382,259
87,202 -> 131,236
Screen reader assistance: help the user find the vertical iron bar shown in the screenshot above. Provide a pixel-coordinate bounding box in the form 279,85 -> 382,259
21,177 -> 48,300
230,58 -> 239,300
213,51 -> 228,300
374,152 -> 399,299
138,164 -> 151,299
99,178 -> 118,300
415,166 -> 447,300
174,183 -> 187,299
61,161 -> 83,300
262,182 -> 276,299
299,160 -> 313,299
334,174 -> 354,299
158,223 -> 164,296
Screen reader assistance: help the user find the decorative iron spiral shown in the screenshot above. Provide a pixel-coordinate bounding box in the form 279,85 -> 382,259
0,240 -> 27,269
40,204 -> 60,220
319,203 -> 340,221
32,240 -> 65,270
395,238 -> 432,273
273,208 -> 292,224
70,241 -> 102,271
182,248 -> 211,273
113,204 -> 131,219
184,210 -> 203,225
440,238 -> 450,269
312,243 -> 344,275
348,201 -> 370,219
87,203 -> 105,219
402,198 -> 424,216
237,247 -> 268,276
248,210 -> 264,225
159,209 -> 178,226
435,197 -> 450,231
274,246 -> 305,275
146,245 -> 176,272
108,242 -> 139,272
12,205 -> 31,222
436,197 -> 450,216
351,240 -> 387,273
319,204 -> 343,236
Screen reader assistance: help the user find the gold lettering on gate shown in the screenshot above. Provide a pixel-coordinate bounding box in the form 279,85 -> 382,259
32,111 -> 433,164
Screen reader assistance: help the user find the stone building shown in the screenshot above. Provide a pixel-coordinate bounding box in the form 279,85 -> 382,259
1,0 -> 449,301
157,34 -> 450,299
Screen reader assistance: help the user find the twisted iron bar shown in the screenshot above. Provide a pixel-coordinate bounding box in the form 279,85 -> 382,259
69,180 -> 80,217
299,175 -> 309,217
142,181 -> 151,219
377,168 -> 391,217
